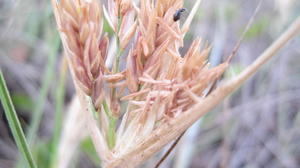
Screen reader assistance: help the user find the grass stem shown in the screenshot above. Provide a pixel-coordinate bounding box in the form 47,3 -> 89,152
102,99 -> 117,149
27,34 -> 60,145
0,71 -> 37,168
50,57 -> 67,168
107,13 -> 123,150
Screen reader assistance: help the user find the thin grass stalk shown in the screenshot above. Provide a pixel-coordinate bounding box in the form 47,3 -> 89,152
50,57 -> 68,168
27,34 -> 61,144
109,8 -> 125,149
0,71 -> 37,168
106,14 -> 300,168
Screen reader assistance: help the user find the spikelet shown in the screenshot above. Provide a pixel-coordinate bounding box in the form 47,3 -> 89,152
52,0 -> 229,167
115,0 -> 228,165
103,0 -> 137,49
52,0 -> 109,110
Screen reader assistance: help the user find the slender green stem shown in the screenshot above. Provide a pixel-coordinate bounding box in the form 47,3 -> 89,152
102,99 -> 110,116
112,44 -> 123,74
112,14 -> 123,74
0,71 -> 37,168
49,59 -> 67,168
102,100 -> 117,149
27,34 -> 60,145
112,8 -> 123,72
106,12 -> 123,149
16,10 -> 60,168
107,116 -> 117,149
111,46 -> 123,101
53,59 -> 67,144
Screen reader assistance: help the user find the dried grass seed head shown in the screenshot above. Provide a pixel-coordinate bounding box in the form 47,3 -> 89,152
52,0 -> 109,108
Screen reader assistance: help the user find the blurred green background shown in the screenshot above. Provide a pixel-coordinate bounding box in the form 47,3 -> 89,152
1,0 -> 300,167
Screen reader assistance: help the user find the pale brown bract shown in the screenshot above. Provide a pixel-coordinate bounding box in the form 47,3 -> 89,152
52,0 -> 110,111
51,0 -> 300,167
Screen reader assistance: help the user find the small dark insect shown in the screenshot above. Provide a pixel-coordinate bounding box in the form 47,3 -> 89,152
173,8 -> 186,22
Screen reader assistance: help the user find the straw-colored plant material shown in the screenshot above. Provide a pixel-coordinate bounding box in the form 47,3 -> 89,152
52,0 -> 109,109
57,97 -> 87,168
51,0 -> 300,167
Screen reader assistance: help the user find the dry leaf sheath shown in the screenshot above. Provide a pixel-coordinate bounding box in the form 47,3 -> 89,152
51,0 -> 300,167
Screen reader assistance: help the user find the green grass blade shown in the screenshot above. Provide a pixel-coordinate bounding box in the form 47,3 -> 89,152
0,70 -> 38,168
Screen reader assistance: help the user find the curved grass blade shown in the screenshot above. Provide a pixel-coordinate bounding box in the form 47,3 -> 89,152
0,70 -> 37,168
